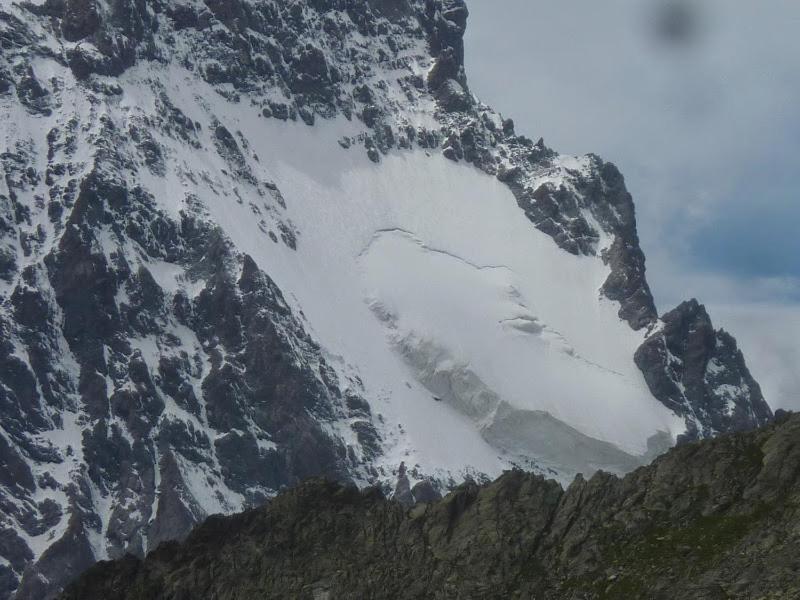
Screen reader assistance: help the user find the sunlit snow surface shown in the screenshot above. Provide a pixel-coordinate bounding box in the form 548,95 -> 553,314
132,66 -> 684,482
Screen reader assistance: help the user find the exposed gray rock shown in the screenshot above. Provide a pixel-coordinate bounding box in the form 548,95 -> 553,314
635,300 -> 773,440
61,0 -> 100,43
392,462 -> 415,508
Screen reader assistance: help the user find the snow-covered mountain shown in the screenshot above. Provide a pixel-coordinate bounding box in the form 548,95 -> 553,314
0,0 -> 772,597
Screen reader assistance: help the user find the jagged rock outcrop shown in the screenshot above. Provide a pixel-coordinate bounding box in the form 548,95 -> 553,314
62,412 -> 800,600
636,299 -> 773,440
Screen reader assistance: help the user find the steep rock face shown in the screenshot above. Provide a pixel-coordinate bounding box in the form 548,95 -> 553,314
2,136 -> 374,600
0,0 -> 772,597
62,412 -> 800,600
635,300 -> 772,440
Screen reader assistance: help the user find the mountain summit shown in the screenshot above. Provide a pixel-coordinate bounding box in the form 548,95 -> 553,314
0,0 -> 771,597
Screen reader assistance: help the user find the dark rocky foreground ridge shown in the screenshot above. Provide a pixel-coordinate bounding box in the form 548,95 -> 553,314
63,412 -> 800,600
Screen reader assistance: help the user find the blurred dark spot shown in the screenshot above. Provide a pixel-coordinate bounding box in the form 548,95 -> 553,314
652,0 -> 701,46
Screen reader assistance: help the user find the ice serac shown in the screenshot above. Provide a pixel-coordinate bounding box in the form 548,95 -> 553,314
0,0 -> 771,597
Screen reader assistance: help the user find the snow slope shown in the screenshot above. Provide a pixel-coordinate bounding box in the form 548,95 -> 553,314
141,66 -> 683,477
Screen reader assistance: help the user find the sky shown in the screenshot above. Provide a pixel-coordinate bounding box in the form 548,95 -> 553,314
465,0 -> 800,410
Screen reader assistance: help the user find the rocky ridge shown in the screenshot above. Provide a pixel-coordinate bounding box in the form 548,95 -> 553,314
62,411 -> 800,600
636,300 -> 773,441
0,0 -> 773,598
